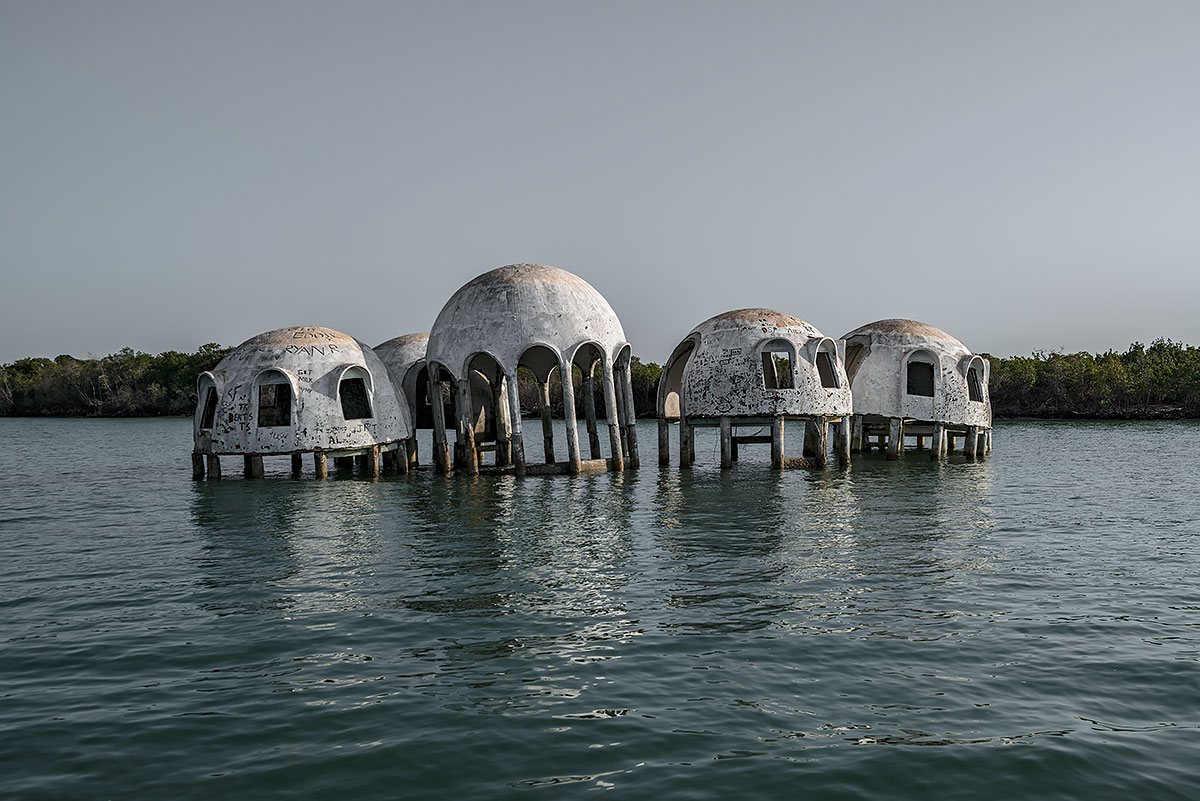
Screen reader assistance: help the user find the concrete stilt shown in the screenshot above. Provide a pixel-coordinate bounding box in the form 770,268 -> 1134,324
689,422 -> 696,463
206,454 -> 222,479
985,429 -> 992,454
803,420 -> 819,458
492,379 -> 510,467
965,425 -> 979,459
731,434 -> 738,462
931,422 -> 946,461
458,378 -> 479,475
613,372 -> 629,458
887,418 -> 903,460
680,420 -> 693,468
192,453 -> 205,480
812,418 -> 829,468
916,435 -> 925,449
244,454 -> 264,478
658,418 -> 670,466
314,451 -> 327,479
719,416 -> 732,469
621,361 -> 640,468
539,378 -> 556,464
850,415 -> 864,453
396,444 -> 409,474
406,437 -> 418,469
505,373 -> 526,475
771,415 -> 784,469
836,417 -> 851,467
583,372 -> 602,459
367,445 -> 381,478
291,453 -> 303,476
428,370 -> 451,474
601,362 -> 624,472
561,362 -> 583,474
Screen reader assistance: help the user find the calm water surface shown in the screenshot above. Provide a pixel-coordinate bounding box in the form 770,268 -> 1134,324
2,418 -> 1198,799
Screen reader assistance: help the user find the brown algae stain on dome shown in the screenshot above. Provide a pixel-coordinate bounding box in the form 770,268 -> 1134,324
711,308 -> 813,329
469,263 -> 588,289
376,333 -> 429,350
851,319 -> 958,343
241,326 -> 357,348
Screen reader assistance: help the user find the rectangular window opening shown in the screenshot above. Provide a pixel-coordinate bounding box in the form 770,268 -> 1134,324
762,351 -> 793,389
816,352 -> 838,388
340,377 -> 373,419
906,362 -> 935,397
258,383 -> 292,427
200,387 -> 218,429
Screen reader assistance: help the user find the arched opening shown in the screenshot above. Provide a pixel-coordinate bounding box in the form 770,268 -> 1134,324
815,339 -> 840,389
844,340 -> 868,384
338,366 -> 373,420
760,338 -> 796,390
255,369 -> 294,428
905,353 -> 936,398
516,344 -> 567,465
574,341 -> 612,462
659,337 -> 698,420
966,357 -> 986,402
465,352 -> 504,443
196,373 -> 218,430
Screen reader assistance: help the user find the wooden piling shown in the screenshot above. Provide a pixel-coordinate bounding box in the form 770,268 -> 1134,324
887,418 -> 902,460
771,415 -> 784,469
369,444 -> 381,478
244,454 -> 264,479
658,418 -> 670,466
719,416 -> 732,469
313,451 -> 327,479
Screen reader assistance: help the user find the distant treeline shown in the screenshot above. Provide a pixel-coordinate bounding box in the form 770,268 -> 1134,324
3,339 -> 1200,419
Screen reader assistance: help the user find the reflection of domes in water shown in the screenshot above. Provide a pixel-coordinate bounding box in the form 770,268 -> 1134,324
193,325 -> 411,456
427,264 -> 628,378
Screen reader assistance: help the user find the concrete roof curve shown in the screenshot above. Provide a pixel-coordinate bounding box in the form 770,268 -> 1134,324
841,318 -> 970,357
689,308 -> 824,340
426,264 -> 628,378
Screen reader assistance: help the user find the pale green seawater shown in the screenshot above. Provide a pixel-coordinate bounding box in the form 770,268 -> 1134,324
1,418 -> 1199,799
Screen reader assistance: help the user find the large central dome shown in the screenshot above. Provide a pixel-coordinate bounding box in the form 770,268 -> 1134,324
426,264 -> 628,378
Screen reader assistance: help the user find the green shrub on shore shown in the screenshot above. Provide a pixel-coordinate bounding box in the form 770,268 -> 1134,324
4,340 -> 1200,419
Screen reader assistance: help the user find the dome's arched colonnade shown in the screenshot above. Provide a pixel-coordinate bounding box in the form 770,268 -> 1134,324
191,265 -> 991,479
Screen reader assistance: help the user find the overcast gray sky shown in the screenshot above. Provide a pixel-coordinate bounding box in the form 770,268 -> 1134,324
2,0 -> 1198,364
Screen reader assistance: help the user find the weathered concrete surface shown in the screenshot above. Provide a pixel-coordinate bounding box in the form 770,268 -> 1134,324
841,319 -> 992,428
374,333 -> 428,428
656,309 -> 853,420
193,326 -> 411,456
426,264 -> 629,383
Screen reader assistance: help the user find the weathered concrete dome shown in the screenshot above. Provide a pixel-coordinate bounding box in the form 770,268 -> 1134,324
194,326 -> 411,455
658,308 -> 852,419
374,333 -> 429,423
841,319 -> 991,426
426,264 -> 629,380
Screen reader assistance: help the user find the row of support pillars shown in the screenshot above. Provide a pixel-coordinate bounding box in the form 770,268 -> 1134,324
849,415 -> 992,461
193,441 -> 414,480
659,415 -> 852,470
427,356 -> 640,476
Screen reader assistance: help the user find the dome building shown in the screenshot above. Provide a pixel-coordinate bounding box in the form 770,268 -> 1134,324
840,319 -> 991,459
192,326 -> 412,479
656,309 -> 853,469
425,264 -> 638,475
